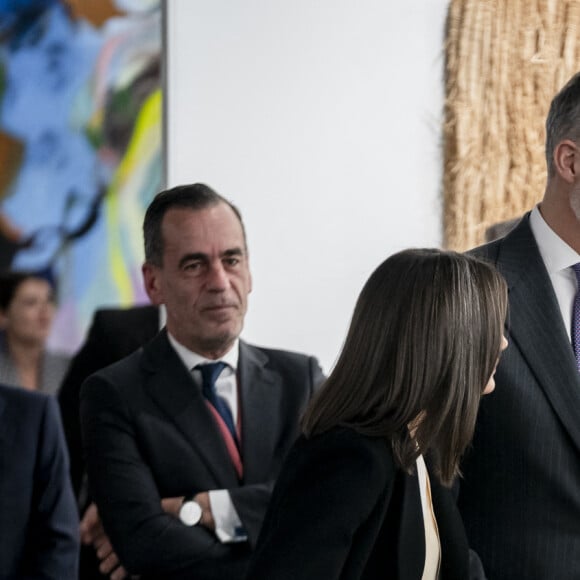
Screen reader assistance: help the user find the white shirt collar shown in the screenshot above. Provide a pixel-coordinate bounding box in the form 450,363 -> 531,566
529,205 -> 580,273
158,305 -> 167,330
166,332 -> 239,372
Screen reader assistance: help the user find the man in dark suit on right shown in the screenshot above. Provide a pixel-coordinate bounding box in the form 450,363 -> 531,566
459,71 -> 580,578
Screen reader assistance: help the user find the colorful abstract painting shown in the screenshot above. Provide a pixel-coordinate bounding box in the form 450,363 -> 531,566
0,0 -> 163,351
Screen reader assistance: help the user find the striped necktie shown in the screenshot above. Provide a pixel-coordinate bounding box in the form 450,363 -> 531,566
197,362 -> 238,444
571,263 -> 580,372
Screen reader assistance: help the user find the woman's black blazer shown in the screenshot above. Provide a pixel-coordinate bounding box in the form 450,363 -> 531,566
246,427 -> 470,580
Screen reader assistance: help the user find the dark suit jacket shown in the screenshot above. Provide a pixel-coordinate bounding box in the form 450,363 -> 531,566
247,427 -> 470,580
459,213 -> 580,578
80,330 -> 324,580
58,304 -> 159,498
0,383 -> 79,579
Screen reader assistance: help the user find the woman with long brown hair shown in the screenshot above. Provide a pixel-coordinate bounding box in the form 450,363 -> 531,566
247,249 -> 507,580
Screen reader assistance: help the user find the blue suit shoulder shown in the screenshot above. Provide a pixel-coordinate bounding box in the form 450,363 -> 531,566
0,380 -> 48,404
0,383 -> 79,579
0,382 -> 55,426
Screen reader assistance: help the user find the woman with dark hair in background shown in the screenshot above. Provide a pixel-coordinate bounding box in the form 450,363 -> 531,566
246,249 -> 508,580
0,271 -> 69,394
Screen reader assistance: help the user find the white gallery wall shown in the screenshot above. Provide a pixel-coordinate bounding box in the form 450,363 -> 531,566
166,0 -> 448,373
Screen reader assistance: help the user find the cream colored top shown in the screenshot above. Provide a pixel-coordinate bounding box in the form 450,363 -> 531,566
416,455 -> 441,580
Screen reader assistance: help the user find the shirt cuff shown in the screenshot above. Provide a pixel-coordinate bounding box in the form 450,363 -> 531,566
208,489 -> 248,543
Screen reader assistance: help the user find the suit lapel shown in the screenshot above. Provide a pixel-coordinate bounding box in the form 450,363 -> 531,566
238,342 -> 280,482
495,218 -> 580,452
141,331 -> 239,487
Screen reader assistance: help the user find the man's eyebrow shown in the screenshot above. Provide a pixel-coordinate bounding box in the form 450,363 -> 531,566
223,247 -> 244,257
177,248 -> 245,268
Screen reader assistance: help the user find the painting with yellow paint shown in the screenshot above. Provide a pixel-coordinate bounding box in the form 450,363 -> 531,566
0,0 -> 163,352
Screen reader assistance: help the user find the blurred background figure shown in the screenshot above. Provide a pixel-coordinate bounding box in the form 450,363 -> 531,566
0,271 -> 69,393
60,303 -> 159,579
0,381 -> 79,578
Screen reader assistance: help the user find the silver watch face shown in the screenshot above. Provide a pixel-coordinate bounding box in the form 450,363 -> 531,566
179,501 -> 202,526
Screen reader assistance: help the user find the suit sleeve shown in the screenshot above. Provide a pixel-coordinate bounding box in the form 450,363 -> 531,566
80,373 -> 244,578
227,355 -> 326,547
246,429 -> 393,580
23,396 -> 79,579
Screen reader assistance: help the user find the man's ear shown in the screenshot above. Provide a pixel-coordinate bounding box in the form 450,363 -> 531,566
142,263 -> 163,305
553,139 -> 579,183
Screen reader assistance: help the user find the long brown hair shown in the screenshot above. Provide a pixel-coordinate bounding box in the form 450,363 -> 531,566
302,249 -> 507,485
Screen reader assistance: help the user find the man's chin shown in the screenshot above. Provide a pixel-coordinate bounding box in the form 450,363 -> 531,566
202,321 -> 243,345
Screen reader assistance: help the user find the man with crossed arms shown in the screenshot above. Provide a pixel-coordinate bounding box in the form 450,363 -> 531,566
80,183 -> 323,579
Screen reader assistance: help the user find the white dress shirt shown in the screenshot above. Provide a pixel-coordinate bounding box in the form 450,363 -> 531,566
167,332 -> 246,543
529,206 -> 580,341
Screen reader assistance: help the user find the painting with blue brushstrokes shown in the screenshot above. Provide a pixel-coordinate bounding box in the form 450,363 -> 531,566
0,0 -> 163,352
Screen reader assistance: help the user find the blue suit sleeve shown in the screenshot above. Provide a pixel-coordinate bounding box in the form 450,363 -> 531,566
23,396 -> 79,579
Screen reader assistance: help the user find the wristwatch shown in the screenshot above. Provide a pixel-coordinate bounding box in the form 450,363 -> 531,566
179,496 -> 203,526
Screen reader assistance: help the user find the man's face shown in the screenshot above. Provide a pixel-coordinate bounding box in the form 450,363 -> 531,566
143,203 -> 252,358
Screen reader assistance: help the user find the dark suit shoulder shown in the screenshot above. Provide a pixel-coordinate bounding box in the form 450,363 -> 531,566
469,237 -> 502,262
468,212 -> 536,275
467,218 -> 523,262
251,343 -> 316,363
0,382 -> 50,416
246,343 -> 322,378
243,343 -> 325,396
83,346 -> 145,388
94,304 -> 158,325
92,305 -> 159,338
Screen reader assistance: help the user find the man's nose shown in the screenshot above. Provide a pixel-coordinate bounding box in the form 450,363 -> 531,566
206,262 -> 229,290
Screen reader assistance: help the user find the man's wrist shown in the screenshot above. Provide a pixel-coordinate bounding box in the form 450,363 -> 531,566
194,492 -> 215,530
179,495 -> 203,526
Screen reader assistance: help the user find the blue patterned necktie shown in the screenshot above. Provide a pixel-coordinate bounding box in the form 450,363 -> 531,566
197,362 -> 238,444
572,263 -> 580,372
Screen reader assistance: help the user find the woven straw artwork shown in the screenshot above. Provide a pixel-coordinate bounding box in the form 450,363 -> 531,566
444,0 -> 580,250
